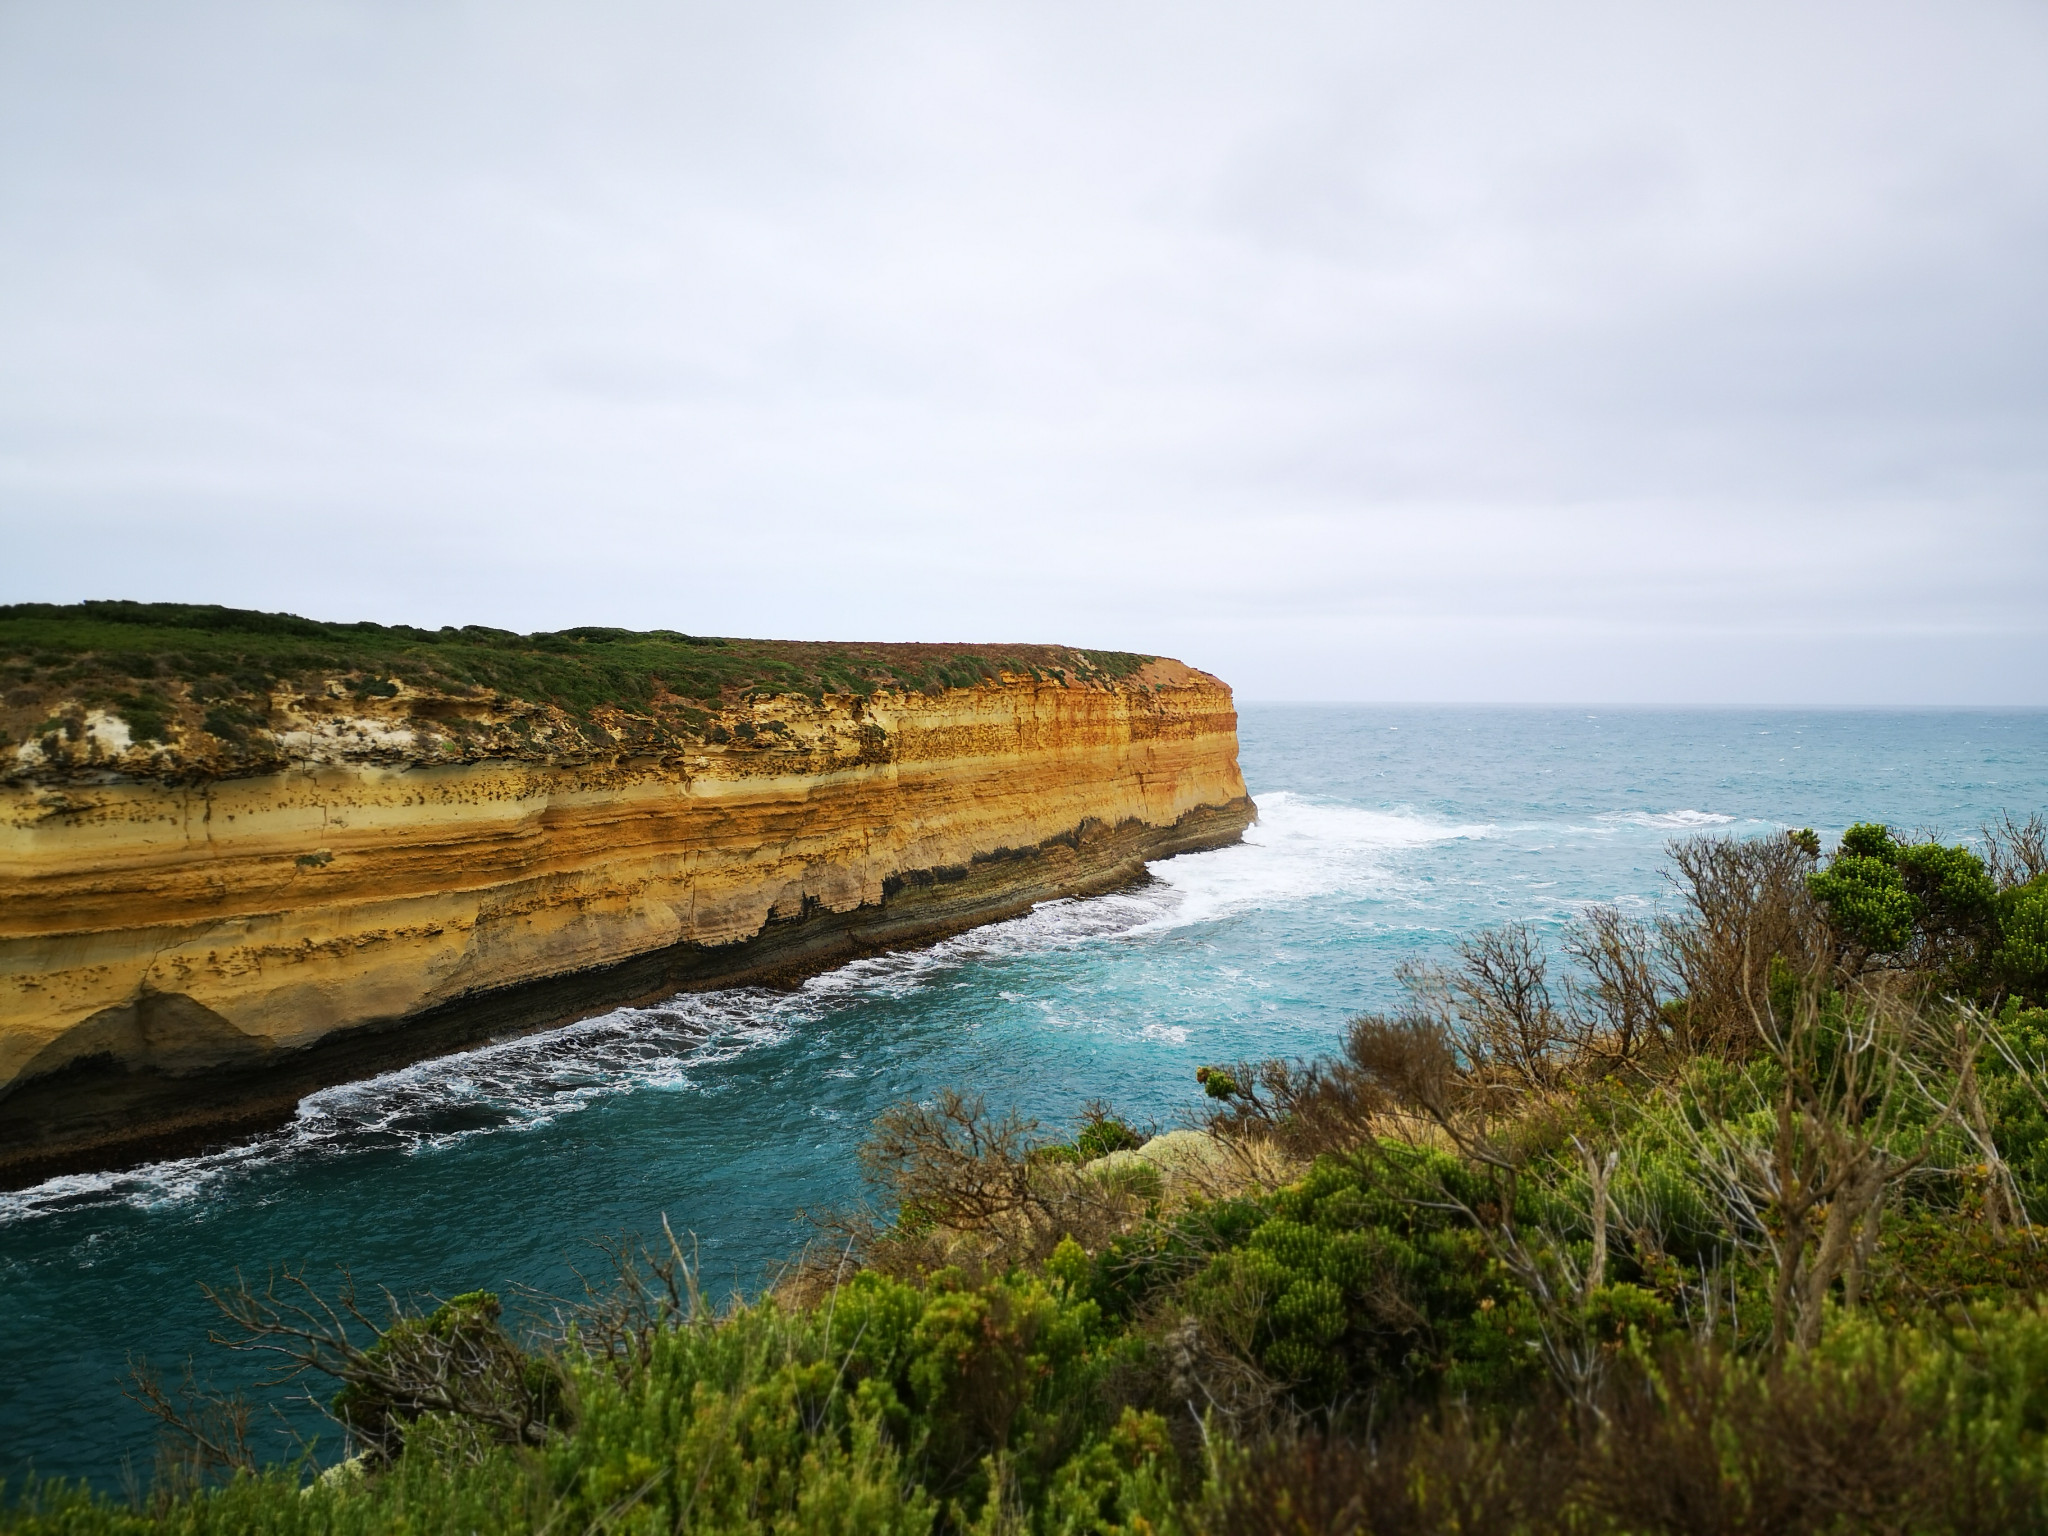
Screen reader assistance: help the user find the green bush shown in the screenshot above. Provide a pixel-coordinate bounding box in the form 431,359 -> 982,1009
1073,1118 -> 1143,1162
1188,1148 -> 1549,1405
1997,876 -> 2048,1003
1809,823 -> 2018,995
20,809 -> 2048,1533
329,1291 -> 566,1460
1808,839 -> 1916,954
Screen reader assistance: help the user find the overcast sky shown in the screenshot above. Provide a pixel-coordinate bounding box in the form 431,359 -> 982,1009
2,2 -> 2043,702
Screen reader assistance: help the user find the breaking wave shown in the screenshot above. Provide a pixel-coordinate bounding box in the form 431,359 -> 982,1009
1140,791 -> 1491,931
0,995 -> 799,1224
1598,809 -> 1736,830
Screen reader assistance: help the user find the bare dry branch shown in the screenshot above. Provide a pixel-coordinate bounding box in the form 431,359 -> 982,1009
123,1357 -> 256,1490
199,1267 -> 565,1460
1661,831 -> 1829,1052
1562,904 -> 1667,1071
1984,811 -> 2048,891
1678,973 -> 1973,1353
858,1089 -> 1045,1230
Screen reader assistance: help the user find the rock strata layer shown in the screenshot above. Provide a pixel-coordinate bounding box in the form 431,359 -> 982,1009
0,659 -> 1252,1185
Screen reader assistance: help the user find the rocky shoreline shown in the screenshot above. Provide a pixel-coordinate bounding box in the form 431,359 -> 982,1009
1,639 -> 1253,1186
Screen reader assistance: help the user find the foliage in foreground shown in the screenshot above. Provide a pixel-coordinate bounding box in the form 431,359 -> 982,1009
11,815 -> 2048,1534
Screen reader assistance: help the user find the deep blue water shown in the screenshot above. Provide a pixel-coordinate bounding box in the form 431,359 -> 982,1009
3,705 -> 2044,1483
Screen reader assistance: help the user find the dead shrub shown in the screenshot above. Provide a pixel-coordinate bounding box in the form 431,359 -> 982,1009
1398,923 -> 1580,1092
540,1214 -> 710,1380
845,1090 -> 1173,1281
860,1088 -> 1045,1230
1564,903 -> 1667,1071
1341,1013 -> 1464,1126
1392,908 -> 1675,1097
1984,811 -> 2048,891
1201,906 -> 1671,1171
194,1268 -> 567,1463
1662,831 -> 1829,1054
122,1358 -> 259,1494
1677,976 -> 1979,1353
1196,1051 -> 1388,1163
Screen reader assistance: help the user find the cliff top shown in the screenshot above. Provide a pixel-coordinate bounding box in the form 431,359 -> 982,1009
0,601 -> 1181,784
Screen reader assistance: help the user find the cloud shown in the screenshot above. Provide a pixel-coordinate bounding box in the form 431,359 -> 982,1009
1,0 -> 2042,701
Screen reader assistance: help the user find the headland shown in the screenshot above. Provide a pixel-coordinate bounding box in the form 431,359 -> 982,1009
0,603 -> 1254,1185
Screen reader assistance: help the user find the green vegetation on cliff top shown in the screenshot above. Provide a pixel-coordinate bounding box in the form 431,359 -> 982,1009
0,601 -> 1154,711
0,602 -> 1160,772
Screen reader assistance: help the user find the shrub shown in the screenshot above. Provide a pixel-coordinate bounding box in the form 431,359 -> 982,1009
1075,1116 -> 1145,1163
1187,1148 -> 1549,1408
22,816 -> 2048,1534
328,1290 -> 567,1460
1808,847 -> 1917,955
1808,824 -> 2010,993
1996,876 -> 2048,1004
1664,830 -> 1828,1053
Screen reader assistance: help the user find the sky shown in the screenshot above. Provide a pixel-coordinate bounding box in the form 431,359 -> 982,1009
2,2 -> 2044,704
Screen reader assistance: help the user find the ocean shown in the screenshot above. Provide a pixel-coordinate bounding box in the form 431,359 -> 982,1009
3,705 -> 2044,1483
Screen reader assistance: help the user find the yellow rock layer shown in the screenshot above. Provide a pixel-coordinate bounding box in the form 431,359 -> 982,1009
0,662 -> 1251,1179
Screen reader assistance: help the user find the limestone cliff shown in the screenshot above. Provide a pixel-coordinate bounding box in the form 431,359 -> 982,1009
0,612 -> 1252,1185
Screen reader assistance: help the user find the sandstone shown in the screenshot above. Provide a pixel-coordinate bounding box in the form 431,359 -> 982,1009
0,658 -> 1252,1185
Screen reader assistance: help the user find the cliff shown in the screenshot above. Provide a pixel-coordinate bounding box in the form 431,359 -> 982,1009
0,605 -> 1253,1185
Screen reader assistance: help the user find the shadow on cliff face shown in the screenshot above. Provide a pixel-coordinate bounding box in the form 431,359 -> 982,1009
0,993 -> 285,1186
13,991 -> 275,1086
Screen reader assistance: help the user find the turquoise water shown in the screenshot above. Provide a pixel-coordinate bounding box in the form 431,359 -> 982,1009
4,705 -> 2045,1483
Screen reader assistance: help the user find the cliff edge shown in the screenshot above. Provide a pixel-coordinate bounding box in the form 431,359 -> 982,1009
0,604 -> 1254,1185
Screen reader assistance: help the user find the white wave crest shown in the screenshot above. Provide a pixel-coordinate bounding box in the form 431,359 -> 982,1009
0,994 -> 801,1224
799,887 -> 1176,999
1138,791 -> 1489,932
0,887 -> 1222,1223
1599,809 -> 1736,830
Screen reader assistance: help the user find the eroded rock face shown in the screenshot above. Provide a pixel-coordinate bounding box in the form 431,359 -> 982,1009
0,661 -> 1252,1184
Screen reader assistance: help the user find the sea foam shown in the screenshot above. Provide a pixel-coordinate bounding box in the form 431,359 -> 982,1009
1598,809 -> 1737,830
1139,791 -> 1489,932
